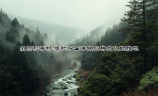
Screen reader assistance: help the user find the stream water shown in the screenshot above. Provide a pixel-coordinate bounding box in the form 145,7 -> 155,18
46,60 -> 81,96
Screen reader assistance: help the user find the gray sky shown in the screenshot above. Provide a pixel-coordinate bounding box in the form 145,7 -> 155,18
0,0 -> 129,32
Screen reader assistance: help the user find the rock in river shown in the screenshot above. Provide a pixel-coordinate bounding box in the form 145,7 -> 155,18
52,86 -> 60,90
66,81 -> 71,84
64,92 -> 68,95
62,78 -> 67,81
62,85 -> 68,89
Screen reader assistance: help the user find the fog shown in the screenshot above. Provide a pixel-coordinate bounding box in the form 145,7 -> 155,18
0,0 -> 129,33
0,1 -> 132,95
0,0 -> 131,78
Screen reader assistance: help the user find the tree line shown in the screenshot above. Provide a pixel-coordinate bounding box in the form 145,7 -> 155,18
0,10 -> 71,96
77,0 -> 158,96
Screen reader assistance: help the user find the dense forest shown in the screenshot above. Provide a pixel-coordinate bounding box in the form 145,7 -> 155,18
69,22 -> 127,47
68,25 -> 104,46
0,9 -> 71,96
1,0 -> 158,96
75,0 -> 158,96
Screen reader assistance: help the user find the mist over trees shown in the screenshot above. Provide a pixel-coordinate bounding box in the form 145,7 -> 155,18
69,25 -> 107,46
0,10 -> 71,96
1,0 -> 158,95
69,21 -> 127,70
73,0 -> 158,96
7,13 -> 85,45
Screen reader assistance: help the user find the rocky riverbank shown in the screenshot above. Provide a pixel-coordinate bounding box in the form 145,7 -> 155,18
45,60 -> 81,96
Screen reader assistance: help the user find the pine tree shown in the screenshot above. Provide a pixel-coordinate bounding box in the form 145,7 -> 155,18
0,14 -> 3,23
44,33 -> 48,39
119,0 -> 158,73
11,18 -> 20,27
5,28 -> 19,43
22,34 -> 30,46
36,27 -> 41,38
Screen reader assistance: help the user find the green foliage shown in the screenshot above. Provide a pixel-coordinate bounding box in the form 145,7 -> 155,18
100,22 -> 127,46
114,61 -> 141,87
80,52 -> 132,96
5,28 -> 19,43
11,18 -> 20,27
0,15 -> 3,23
79,74 -> 115,96
80,22 -> 127,71
95,62 -> 113,77
110,71 -> 127,95
0,11 -> 11,29
10,41 -> 40,96
119,0 -> 158,73
0,11 -> 58,96
139,66 -> 158,90
22,34 -> 30,46
101,51 -> 118,64
78,0 -> 158,96
0,69 -> 21,96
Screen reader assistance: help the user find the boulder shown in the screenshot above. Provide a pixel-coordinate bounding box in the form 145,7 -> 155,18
62,79 -> 67,81
64,92 -> 68,95
76,79 -> 80,81
52,86 -> 60,90
68,78 -> 72,80
62,85 -> 68,89
73,75 -> 76,78
66,81 -> 71,84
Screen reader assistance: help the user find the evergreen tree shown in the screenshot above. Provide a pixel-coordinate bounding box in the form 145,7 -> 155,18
31,41 -> 35,46
36,27 -> 41,38
0,15 -> 3,23
11,18 -> 20,28
22,34 -> 30,46
12,41 -> 40,96
5,28 -> 19,43
119,0 -> 158,73
44,33 -> 48,39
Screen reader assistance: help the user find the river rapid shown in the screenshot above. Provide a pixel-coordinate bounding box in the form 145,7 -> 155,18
46,60 -> 81,96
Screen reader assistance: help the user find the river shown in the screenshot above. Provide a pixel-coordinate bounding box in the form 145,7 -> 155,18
46,59 -> 81,96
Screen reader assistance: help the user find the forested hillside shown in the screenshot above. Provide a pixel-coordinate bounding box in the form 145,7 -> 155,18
69,25 -> 105,46
0,10 -> 71,96
7,13 -> 85,45
1,0 -> 158,96
76,0 -> 158,96
79,21 -> 127,71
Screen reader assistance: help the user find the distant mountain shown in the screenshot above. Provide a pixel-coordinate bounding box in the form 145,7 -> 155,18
7,13 -> 85,45
67,20 -> 116,45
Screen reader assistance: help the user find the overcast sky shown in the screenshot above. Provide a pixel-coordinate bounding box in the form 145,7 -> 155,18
0,0 -> 129,32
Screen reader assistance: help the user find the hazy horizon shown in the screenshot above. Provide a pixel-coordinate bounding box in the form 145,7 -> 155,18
0,0 -> 130,33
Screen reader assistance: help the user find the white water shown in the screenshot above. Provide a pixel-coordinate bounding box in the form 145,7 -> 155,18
46,60 -> 81,96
